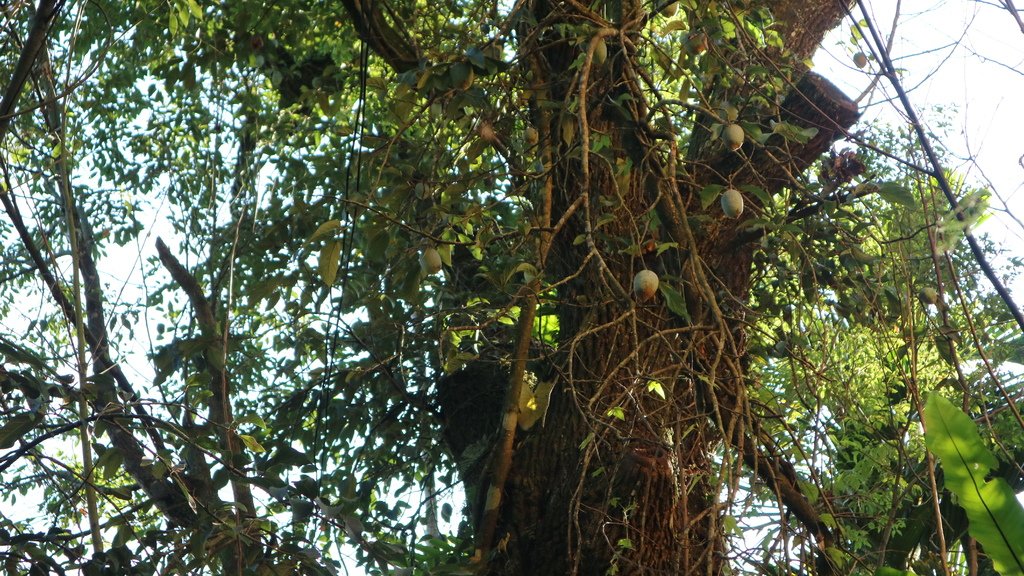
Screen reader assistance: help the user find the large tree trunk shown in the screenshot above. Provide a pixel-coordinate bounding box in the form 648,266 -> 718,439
457,4 -> 858,575
345,0 -> 859,573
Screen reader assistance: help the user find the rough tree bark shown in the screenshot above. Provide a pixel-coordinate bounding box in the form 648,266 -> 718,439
343,0 -> 859,573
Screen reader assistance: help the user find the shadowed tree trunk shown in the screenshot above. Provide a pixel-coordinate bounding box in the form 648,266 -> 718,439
344,0 -> 860,573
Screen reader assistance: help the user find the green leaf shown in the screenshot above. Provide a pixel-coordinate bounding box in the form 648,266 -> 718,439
923,393 -> 1024,576
239,434 -> 266,453
877,182 -> 916,207
307,219 -> 342,243
0,336 -> 52,373
771,120 -> 817,144
934,333 -> 957,366
738,184 -> 771,207
437,243 -> 453,267
97,446 -> 124,479
646,380 -> 666,400
699,184 -> 725,209
606,406 -> 626,421
465,46 -> 486,69
875,568 -> 917,576
659,283 -> 690,322
268,446 -> 312,468
654,241 -> 678,256
0,412 -> 38,449
235,414 -> 268,430
660,20 -> 688,34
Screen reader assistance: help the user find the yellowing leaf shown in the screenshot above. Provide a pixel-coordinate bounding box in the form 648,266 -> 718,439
660,20 -> 688,34
239,434 -> 266,453
561,117 -> 576,146
416,68 -> 433,90
307,219 -> 342,243
437,243 -> 453,267
319,240 -> 342,286
646,379 -> 666,400
186,0 -> 203,19
520,379 -> 555,431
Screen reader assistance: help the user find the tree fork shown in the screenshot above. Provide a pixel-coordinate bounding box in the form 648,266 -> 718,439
156,238 -> 258,569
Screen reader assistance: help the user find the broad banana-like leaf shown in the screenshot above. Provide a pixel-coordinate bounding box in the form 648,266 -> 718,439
923,393 -> 1024,576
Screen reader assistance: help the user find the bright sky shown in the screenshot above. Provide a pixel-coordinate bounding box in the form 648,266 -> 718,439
815,0 -> 1024,278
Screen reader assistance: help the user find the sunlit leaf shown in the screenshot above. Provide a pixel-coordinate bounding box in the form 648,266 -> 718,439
239,434 -> 267,453
307,219 -> 342,243
646,380 -> 666,400
923,394 -> 1024,576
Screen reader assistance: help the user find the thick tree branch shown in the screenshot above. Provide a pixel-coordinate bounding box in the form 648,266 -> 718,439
155,238 -> 256,522
772,0 -> 852,62
337,0 -> 418,72
0,0 -> 62,140
700,72 -> 860,197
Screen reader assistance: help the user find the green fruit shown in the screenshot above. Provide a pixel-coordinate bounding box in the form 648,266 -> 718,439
918,287 -> 939,305
633,270 -> 659,301
419,247 -> 443,275
722,123 -> 744,150
720,188 -> 744,218
594,38 -> 608,65
853,52 -> 868,69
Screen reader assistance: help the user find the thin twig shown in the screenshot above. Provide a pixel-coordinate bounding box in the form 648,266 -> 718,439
852,0 -> 1024,338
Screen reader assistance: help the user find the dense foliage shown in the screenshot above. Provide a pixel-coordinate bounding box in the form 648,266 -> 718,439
1,0 -> 1022,574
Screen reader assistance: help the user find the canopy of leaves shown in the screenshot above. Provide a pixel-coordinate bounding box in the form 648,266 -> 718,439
0,0 -> 1022,575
